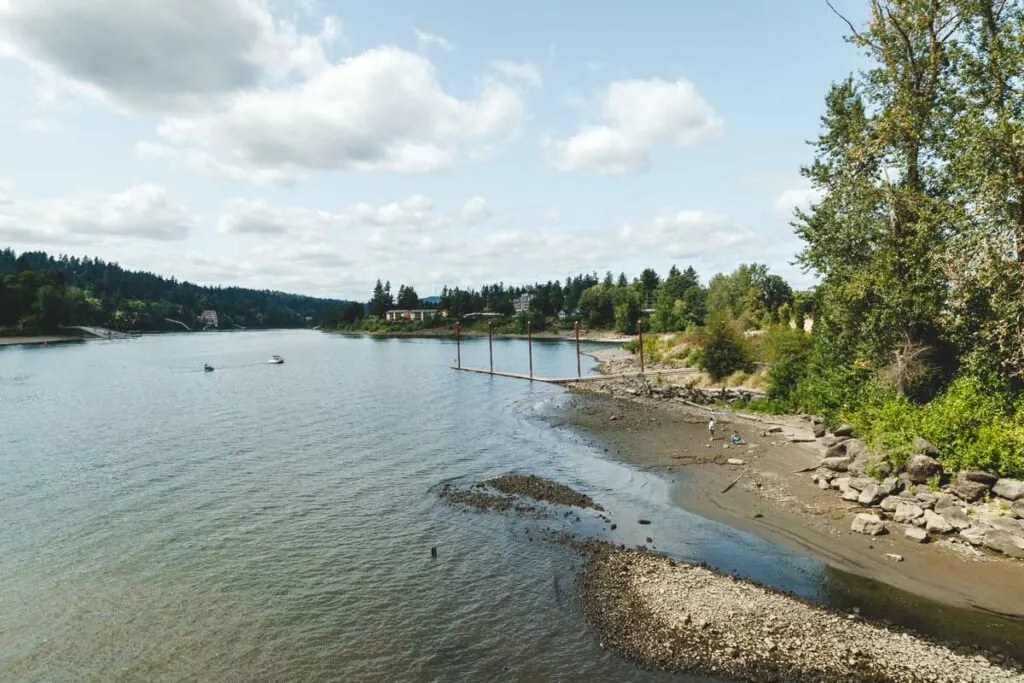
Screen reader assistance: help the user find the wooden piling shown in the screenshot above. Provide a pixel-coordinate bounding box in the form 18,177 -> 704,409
575,321 -> 581,378
488,322 -> 494,374
527,321 -> 533,379
455,322 -> 461,369
637,319 -> 645,374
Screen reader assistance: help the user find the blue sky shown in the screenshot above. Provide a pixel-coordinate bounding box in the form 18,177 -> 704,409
0,0 -> 867,300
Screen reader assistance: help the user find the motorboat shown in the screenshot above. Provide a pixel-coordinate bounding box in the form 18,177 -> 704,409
204,364 -> 214,372
267,355 -> 284,364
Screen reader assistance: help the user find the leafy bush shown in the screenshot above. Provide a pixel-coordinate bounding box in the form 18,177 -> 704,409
844,375 -> 1024,477
699,321 -> 750,382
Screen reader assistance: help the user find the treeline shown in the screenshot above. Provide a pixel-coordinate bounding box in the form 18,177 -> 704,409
329,264 -> 808,336
0,249 -> 353,333
756,0 -> 1024,477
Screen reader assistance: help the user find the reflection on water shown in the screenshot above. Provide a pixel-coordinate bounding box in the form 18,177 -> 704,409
0,331 -> 1018,682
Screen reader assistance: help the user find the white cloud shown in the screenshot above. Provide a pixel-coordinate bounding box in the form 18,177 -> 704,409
0,184 -> 196,244
773,187 -> 823,218
546,77 -> 723,174
413,28 -> 455,52
0,179 -> 12,205
461,196 -> 491,225
619,210 -> 749,258
135,141 -> 303,187
155,47 -> 525,175
491,60 -> 542,88
217,194 -> 452,239
0,0 -> 331,113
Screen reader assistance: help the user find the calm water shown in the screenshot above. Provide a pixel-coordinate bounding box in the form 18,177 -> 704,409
0,331 -> 1019,682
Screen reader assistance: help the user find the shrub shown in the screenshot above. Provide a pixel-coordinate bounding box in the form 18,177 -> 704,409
699,321 -> 750,382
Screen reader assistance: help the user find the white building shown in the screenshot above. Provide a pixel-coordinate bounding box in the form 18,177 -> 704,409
513,293 -> 533,314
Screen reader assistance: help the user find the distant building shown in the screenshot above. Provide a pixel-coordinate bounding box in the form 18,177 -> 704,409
513,293 -> 533,314
385,309 -> 447,322
463,312 -> 505,320
199,309 -> 218,328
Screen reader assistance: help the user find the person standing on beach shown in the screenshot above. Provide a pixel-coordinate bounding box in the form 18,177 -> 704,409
708,417 -> 716,441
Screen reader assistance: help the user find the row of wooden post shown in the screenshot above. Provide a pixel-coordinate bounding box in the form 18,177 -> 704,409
453,319 -> 644,379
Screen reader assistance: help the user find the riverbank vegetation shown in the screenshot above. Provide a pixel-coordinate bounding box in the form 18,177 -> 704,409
0,249 -> 352,334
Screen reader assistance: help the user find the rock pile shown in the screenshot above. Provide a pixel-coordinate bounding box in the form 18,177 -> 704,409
580,544 -> 1022,682
486,473 -> 604,510
574,376 -> 763,405
810,428 -> 1024,559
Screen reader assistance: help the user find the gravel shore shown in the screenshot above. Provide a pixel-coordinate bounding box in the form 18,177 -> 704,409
580,543 -> 1024,683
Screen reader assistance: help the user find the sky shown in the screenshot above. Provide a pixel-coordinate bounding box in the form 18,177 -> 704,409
0,0 -> 868,301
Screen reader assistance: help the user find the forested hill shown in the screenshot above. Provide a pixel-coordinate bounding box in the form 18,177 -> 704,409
0,248 -> 355,333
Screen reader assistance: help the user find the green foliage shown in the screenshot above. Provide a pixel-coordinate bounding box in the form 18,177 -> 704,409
844,376 -> 1024,478
699,321 -> 750,382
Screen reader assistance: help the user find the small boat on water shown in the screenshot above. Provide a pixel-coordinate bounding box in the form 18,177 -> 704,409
204,364 -> 214,372
267,354 -> 284,364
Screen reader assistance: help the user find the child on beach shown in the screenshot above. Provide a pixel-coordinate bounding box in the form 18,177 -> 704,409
708,417 -> 716,441
731,431 -> 741,445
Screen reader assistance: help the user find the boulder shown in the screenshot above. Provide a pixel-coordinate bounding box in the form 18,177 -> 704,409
939,506 -> 970,531
879,477 -> 901,496
851,513 -> 885,536
726,458 -> 746,466
879,496 -> 902,512
988,517 -> 1024,534
842,488 -> 862,502
933,493 -> 958,511
961,469 -> 999,486
959,526 -> 987,546
831,476 -> 850,491
905,526 -> 929,543
982,529 -> 1024,559
834,424 -> 854,437
897,472 -> 916,489
847,477 -> 874,492
821,456 -> 852,472
904,455 -> 943,484
824,442 -> 849,458
912,436 -> 939,457
950,471 -> 991,503
846,455 -> 870,478
893,502 -> 925,524
924,509 -> 954,534
858,483 -> 884,506
844,438 -> 867,458
823,435 -> 850,448
813,425 -> 826,438
817,478 -> 832,491
1012,500 -> 1024,519
915,492 -> 938,510
992,478 -> 1024,502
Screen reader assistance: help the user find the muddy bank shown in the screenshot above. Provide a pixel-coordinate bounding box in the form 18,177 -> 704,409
580,543 -> 1023,683
560,388 -> 1024,623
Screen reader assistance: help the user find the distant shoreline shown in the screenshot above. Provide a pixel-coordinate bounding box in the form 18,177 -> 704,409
324,328 -> 632,344
0,335 -> 85,347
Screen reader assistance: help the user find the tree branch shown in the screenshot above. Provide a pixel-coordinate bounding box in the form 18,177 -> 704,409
825,0 -> 882,52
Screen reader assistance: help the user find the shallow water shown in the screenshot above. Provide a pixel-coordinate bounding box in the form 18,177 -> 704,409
0,331 -> 1018,682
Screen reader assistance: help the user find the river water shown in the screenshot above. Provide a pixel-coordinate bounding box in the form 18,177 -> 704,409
0,331 -> 1017,682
